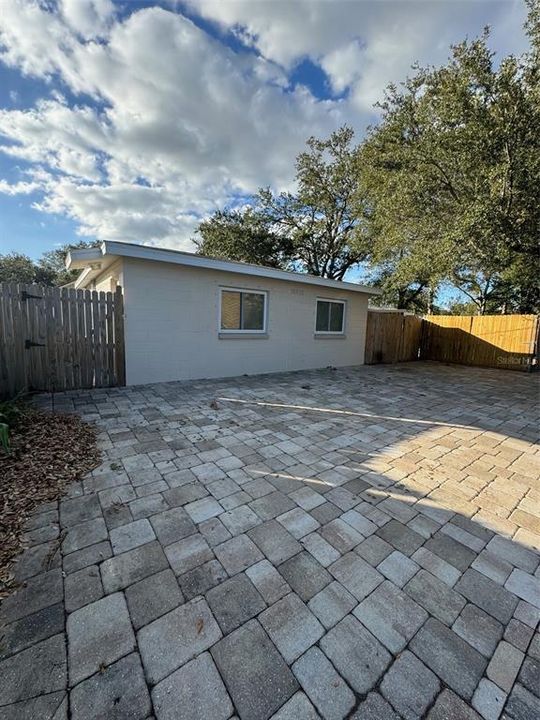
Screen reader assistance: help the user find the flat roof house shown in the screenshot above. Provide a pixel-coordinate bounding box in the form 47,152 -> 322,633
67,241 -> 380,386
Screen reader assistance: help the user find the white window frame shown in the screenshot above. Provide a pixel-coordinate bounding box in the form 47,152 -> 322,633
219,286 -> 268,334
314,297 -> 346,334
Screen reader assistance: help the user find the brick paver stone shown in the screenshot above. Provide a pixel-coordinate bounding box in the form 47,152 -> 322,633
67,592 -> 135,685
329,552 -> 383,600
100,541 -> 168,593
455,569 -> 518,623
486,640 -> 525,693
248,520 -> 302,565
259,593 -> 324,664
405,569 -> 466,625
214,534 -> 264,574
0,634 -> 66,705
70,653 -> 151,720
410,618 -> 487,699
380,651 -> 440,720
278,551 -> 332,601
292,646 -> 355,720
138,596 -> 222,684
307,580 -> 356,629
320,614 -> 391,694
152,651 -> 233,720
270,691 -> 319,719
109,518 -> 156,554
125,568 -> 183,629
245,559 -> 291,604
211,619 -> 299,720
351,692 -> 400,720
354,580 -> 428,653
149,506 -> 196,545
427,689 -> 483,719
452,603 -> 503,657
504,684 -> 540,720
206,573 -> 266,634
472,679 -> 507,720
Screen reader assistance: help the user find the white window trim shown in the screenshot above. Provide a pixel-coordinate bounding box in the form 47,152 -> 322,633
314,297 -> 347,334
219,286 -> 268,334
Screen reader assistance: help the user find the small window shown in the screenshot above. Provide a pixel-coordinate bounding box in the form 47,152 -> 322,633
220,288 -> 266,332
315,299 -> 345,333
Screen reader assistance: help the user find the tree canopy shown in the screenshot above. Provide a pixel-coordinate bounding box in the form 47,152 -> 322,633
0,241 -> 98,287
196,4 -> 539,313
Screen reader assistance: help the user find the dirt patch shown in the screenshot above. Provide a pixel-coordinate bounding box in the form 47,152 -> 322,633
0,407 -> 101,598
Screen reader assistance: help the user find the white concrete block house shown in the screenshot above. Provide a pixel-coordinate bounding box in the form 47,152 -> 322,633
67,241 -> 379,386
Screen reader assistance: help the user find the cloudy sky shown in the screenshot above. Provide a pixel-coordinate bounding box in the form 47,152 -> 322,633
0,0 -> 529,259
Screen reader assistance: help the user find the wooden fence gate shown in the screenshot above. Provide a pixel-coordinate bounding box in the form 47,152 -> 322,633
364,311 -> 423,364
0,282 -> 125,398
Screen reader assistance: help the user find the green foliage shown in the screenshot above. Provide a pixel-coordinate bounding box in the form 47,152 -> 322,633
0,241 -> 98,287
196,127 -> 370,280
195,208 -> 292,268
360,9 -> 540,313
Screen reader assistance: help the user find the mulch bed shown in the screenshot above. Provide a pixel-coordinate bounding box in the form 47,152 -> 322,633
0,407 -> 101,598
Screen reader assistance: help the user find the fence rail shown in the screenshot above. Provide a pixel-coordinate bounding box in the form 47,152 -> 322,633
365,311 -> 539,371
0,282 -> 125,398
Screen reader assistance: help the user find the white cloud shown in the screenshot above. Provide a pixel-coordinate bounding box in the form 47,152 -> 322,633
0,0 -> 530,248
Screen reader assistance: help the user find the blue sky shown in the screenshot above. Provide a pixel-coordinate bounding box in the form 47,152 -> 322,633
0,0 -> 530,273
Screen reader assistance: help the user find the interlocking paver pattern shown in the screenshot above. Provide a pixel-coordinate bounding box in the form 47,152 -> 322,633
1,362 -> 538,719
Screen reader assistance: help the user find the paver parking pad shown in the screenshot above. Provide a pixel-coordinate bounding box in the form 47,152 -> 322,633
2,363 -> 538,719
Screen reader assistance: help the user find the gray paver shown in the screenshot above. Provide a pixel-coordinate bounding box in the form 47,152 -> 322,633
64,565 -> 103,613
62,518 -> 108,555
293,646 -> 355,720
109,518 -> 155,554
0,569 -> 63,624
351,692 -> 400,719
214,533 -> 263,574
152,651 -> 233,720
125,568 -> 183,629
70,653 -> 151,720
246,559 -> 291,604
376,520 -> 424,556
505,569 -> 540,609
427,689 -> 482,719
329,552 -> 383,600
405,568 -> 466,625
307,580 -> 356,629
453,603 -> 503,657
504,683 -> 540,720
354,580 -> 428,653
206,573 -> 266,634
149,506 -> 196,545
220,505 -> 261,535
320,518 -> 364,553
278,551 -> 331,601
260,593 -> 324,664
0,691 -> 67,720
0,634 -> 66,705
198,516 -> 232,546
378,550 -> 419,587
248,520 -> 302,565
211,619 -> 299,720
164,533 -> 213,575
486,640 -> 524,692
320,614 -> 391,694
250,491 -> 296,520
425,533 -> 476,571
270,691 -> 319,719
138,596 -> 222,684
178,558 -> 228,600
63,541 -> 112,575
455,569 -> 518,623
184,496 -> 223,524
277,508 -> 320,539
472,679 -> 506,720
67,592 -> 135,685
0,603 -> 64,660
100,541 -> 169,593
380,651 -> 440,720
410,617 -> 487,699
301,532 -> 341,567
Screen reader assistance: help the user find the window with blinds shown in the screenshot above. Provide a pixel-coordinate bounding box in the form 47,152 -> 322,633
220,289 -> 266,332
315,299 -> 345,333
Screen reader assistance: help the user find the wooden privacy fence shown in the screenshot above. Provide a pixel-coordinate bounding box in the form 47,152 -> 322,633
421,314 -> 539,371
0,283 -> 125,398
365,311 -> 423,364
365,310 -> 539,371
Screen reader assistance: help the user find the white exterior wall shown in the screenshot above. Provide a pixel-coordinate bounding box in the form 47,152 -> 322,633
121,257 -> 369,385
